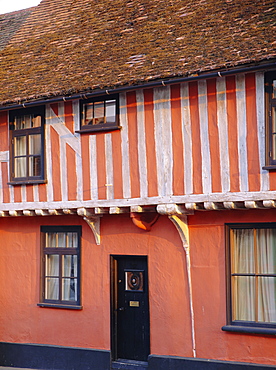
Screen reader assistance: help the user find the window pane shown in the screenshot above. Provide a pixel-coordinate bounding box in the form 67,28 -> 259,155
62,278 -> 77,301
14,157 -> 27,178
32,115 -> 41,127
273,79 -> 276,99
57,233 -> 66,248
94,101 -> 104,124
256,229 -> 276,274
46,233 -> 57,248
45,254 -> 59,276
83,103 -> 93,125
14,116 -> 24,130
232,229 -> 254,273
29,156 -> 41,176
14,136 -> 26,156
258,277 -> 276,323
62,255 -> 77,277
67,232 -> 78,248
29,134 -> 41,155
232,276 -> 255,321
106,99 -> 116,123
45,278 -> 59,300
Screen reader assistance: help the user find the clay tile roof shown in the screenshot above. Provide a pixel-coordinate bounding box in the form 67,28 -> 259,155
0,7 -> 35,51
0,0 -> 275,106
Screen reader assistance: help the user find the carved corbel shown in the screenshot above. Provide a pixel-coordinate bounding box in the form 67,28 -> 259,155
77,208 -> 101,245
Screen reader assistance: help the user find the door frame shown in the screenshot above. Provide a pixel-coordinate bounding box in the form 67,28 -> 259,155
110,255 -> 150,362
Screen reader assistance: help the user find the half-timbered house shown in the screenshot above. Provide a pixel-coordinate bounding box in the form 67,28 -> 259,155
0,0 -> 276,369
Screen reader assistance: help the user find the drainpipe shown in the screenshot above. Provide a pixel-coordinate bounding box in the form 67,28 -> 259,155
157,204 -> 196,358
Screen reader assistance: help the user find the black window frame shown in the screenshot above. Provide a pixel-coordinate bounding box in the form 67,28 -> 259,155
223,223 -> 276,335
9,105 -> 45,185
38,225 -> 82,310
264,71 -> 276,169
78,94 -> 120,133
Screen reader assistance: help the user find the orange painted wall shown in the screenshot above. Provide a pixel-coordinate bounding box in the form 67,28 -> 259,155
0,211 -> 275,366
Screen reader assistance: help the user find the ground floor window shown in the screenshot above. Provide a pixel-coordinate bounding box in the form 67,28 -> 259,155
40,226 -> 81,307
227,224 -> 276,328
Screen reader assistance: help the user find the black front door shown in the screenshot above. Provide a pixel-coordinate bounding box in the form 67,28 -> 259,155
111,256 -> 150,362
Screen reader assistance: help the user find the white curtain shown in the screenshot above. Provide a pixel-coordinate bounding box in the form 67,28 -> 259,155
45,254 -> 59,300
232,228 -> 276,323
62,255 -> 77,301
232,229 -> 255,321
14,136 -> 26,177
257,229 -> 276,323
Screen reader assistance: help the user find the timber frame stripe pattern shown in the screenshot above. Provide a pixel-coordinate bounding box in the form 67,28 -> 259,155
1,73 -> 276,216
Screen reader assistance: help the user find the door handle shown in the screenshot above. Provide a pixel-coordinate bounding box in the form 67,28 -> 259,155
116,307 -> 125,311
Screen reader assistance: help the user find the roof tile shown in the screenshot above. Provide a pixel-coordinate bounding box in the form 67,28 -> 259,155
0,0 -> 275,105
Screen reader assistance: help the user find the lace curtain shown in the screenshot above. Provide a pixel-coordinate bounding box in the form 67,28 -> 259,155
232,228 -> 276,323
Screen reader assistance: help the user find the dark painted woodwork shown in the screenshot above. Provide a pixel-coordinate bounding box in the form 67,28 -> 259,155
0,342 -> 110,370
111,256 -> 150,362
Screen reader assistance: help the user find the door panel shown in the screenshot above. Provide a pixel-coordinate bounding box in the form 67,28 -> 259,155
111,256 -> 150,362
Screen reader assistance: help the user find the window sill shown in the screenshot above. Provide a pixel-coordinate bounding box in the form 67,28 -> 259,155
37,303 -> 83,310
8,179 -> 46,186
222,325 -> 276,336
75,125 -> 121,134
262,165 -> 276,170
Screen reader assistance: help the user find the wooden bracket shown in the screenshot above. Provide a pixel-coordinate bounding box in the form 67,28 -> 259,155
168,214 -> 189,249
77,208 -> 101,245
83,216 -> 101,245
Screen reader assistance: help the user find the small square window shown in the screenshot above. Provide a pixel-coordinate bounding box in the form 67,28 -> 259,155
9,106 -> 45,184
40,226 -> 81,308
79,94 -> 119,133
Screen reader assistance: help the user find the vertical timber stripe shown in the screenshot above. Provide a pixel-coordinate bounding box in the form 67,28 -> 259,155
1,162 -> 9,203
144,88 -> 158,197
50,125 -> 62,201
82,134 -> 90,201
46,106 -> 54,202
226,76 -> 240,193
171,84 -> 185,196
136,90 -> 148,199
198,80 -> 212,194
217,77 -> 230,193
89,135 -> 98,200
154,86 -> 173,197
67,143 -> 77,201
105,133 -> 114,200
0,72 -> 275,210
189,82 -> 203,195
34,184 -> 39,202
127,91 -> 140,199
207,79 -> 221,193
120,93 -> 131,199
181,83 -> 193,195
245,73 -> 260,192
236,74 -> 249,192
256,72 -> 269,191
112,129 -> 124,200
21,185 -> 26,203
96,133 -> 107,200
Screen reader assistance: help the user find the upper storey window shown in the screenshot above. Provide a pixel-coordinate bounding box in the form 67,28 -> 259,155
265,71 -> 276,168
9,106 -> 45,184
80,94 -> 119,133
